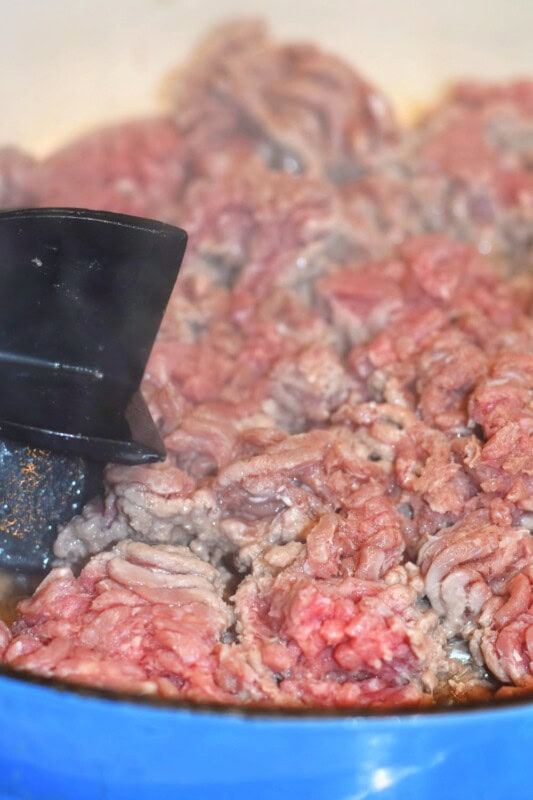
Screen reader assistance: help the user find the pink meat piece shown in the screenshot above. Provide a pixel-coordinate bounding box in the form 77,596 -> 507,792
320,235 -> 519,352
405,82 -> 533,266
419,510 -> 533,639
318,260 -> 406,348
145,311 -> 293,415
469,349 -> 533,435
33,117 -> 188,220
213,425 -> 385,516
475,568 -> 533,686
331,79 -> 533,270
4,541 -> 233,701
162,303 -> 311,411
165,403 -> 241,478
224,562 -> 445,707
144,256 -> 347,443
448,80 -> 533,114
75,417 -> 400,574
340,169 -> 422,253
340,236 -> 522,423
415,329 -> 488,431
333,401 -> 476,554
415,109 -> 500,183
266,343 -> 353,432
394,421 -> 476,519
145,338 -> 231,405
173,19 -> 399,180
179,159 -> 371,298
467,349 -> 533,509
156,273 -> 231,345
303,483 -> 405,581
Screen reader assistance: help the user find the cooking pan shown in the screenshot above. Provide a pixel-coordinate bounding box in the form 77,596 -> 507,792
0,670 -> 531,800
0,667 -> 532,800
2,2 -> 533,798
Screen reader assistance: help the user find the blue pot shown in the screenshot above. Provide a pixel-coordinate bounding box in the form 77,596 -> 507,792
0,670 -> 529,800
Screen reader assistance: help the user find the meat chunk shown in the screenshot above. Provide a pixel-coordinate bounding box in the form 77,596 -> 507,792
222,562 -> 445,708
404,82 -> 533,268
33,117 -> 188,220
266,343 -> 352,432
474,567 -> 533,686
4,541 -> 233,702
419,511 -> 533,638
332,80 -> 533,271
179,159 -> 372,297
173,20 -> 399,181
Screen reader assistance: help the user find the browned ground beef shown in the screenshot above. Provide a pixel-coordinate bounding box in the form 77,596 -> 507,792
2,20 -> 533,708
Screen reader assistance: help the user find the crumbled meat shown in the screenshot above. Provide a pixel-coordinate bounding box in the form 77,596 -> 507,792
5,20 -> 533,709
266,343 -> 353,431
178,159 -> 373,297
53,496 -> 133,565
380,81 -> 533,269
221,562 -> 445,707
33,117 -> 188,221
3,541 -> 233,701
419,510 -> 533,638
173,19 -> 399,180
474,567 -> 533,686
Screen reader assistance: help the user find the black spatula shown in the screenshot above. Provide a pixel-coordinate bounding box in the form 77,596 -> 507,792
0,208 -> 187,574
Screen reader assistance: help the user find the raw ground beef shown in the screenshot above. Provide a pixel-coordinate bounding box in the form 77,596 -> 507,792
32,118 -> 189,221
172,19 -> 399,182
3,20 -> 533,708
347,81 -> 533,272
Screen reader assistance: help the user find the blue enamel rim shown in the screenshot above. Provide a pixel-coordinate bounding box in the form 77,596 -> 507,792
0,660 -> 530,721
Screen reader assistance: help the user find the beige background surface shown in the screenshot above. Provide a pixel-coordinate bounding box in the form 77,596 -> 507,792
1,0 -> 532,154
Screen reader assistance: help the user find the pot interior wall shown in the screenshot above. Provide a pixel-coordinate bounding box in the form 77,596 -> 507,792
2,0 -> 533,155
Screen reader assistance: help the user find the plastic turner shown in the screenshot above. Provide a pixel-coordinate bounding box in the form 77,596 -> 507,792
0,208 -> 187,573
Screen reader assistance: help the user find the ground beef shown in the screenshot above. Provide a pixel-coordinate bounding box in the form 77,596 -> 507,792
355,80 -> 533,270
32,117 -> 189,221
177,158 -> 379,309
4,19 -> 533,710
328,79 -> 533,275
172,19 -> 399,181
219,561 -> 444,708
2,541 -> 233,701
